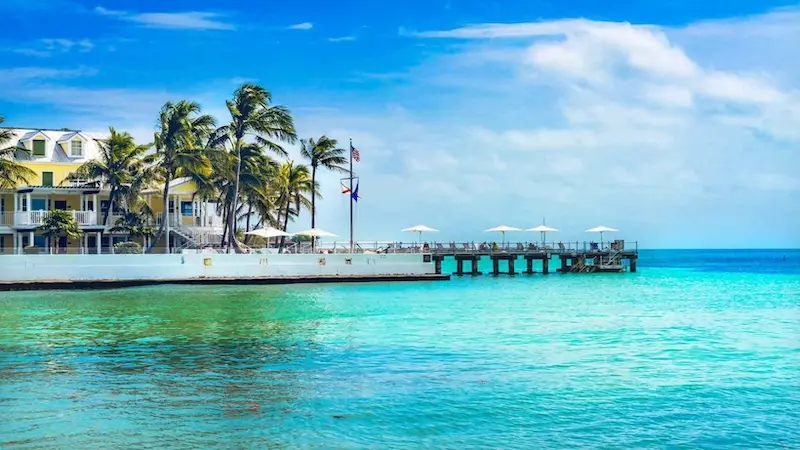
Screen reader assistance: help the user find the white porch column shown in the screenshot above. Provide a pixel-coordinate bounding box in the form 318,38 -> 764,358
80,194 -> 85,211
16,231 -> 21,254
28,231 -> 33,248
26,192 -> 31,211
96,232 -> 101,254
93,193 -> 99,224
165,195 -> 171,254
83,234 -> 88,254
13,193 -> 18,212
12,231 -> 17,255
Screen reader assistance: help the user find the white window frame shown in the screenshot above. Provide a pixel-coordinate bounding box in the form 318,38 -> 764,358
70,139 -> 84,157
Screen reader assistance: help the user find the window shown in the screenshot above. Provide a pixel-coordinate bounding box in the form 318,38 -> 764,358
71,139 -> 83,156
31,199 -> 46,211
181,201 -> 193,216
33,139 -> 46,157
54,200 -> 67,210
42,172 -> 54,187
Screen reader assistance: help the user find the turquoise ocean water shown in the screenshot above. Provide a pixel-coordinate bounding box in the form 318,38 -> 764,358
1,250 -> 799,448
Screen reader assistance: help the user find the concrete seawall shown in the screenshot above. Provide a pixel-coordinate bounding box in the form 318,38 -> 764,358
0,253 -> 445,290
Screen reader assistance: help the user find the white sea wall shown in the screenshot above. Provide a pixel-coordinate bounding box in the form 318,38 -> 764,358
0,253 -> 435,282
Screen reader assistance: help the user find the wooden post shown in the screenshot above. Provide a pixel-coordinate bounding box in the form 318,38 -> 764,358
630,256 -> 637,273
456,258 -> 464,276
472,256 -> 480,276
526,257 -> 533,274
508,257 -> 516,275
542,256 -> 549,275
492,257 -> 500,276
560,256 -> 569,273
434,256 -> 443,274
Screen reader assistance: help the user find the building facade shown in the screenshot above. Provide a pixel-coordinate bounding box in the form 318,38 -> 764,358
0,128 -> 222,254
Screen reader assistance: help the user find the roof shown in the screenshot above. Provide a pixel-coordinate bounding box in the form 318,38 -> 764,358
19,130 -> 49,141
56,131 -> 90,142
2,128 -> 107,163
141,177 -> 193,194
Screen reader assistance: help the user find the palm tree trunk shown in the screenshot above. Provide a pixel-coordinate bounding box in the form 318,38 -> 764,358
310,165 -> 316,229
228,140 -> 243,254
279,196 -> 291,253
243,203 -> 253,245
220,205 -> 228,249
147,174 -> 171,253
102,187 -> 116,226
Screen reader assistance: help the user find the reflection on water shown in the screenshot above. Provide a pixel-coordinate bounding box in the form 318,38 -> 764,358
1,267 -> 799,448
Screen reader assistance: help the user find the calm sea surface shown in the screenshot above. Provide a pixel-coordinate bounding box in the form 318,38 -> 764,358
1,250 -> 799,449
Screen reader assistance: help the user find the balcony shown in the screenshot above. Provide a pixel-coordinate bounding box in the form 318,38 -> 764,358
13,210 -> 97,227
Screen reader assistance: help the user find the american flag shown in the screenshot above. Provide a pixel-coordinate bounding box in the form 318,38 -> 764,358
352,147 -> 360,162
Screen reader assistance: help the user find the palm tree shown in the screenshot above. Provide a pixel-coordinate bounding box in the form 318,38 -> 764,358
110,209 -> 155,244
209,84 -> 297,253
300,136 -> 347,229
0,116 -> 36,189
274,161 -> 314,251
147,101 -> 215,253
67,127 -> 151,226
38,209 -> 82,254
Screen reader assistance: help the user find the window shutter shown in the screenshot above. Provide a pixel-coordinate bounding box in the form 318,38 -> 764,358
33,140 -> 46,156
42,172 -> 54,186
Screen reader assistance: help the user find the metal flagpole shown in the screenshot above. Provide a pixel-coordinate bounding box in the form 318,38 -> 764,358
349,138 -> 354,253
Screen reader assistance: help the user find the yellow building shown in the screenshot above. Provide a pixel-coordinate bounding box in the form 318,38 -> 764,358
0,128 -> 222,254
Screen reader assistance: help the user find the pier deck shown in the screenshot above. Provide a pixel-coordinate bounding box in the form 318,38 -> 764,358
426,240 -> 638,276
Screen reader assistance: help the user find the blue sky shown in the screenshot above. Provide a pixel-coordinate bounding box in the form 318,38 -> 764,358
1,0 -> 799,248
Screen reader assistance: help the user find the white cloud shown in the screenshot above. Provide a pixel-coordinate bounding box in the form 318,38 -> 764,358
9,38 -> 95,57
288,22 -> 313,30
328,36 -> 356,42
95,6 -> 235,30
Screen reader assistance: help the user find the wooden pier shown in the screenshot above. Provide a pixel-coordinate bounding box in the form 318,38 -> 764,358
430,240 -> 638,276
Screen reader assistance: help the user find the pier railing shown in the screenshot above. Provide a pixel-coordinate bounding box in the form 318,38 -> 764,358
1,240 -> 638,256
219,240 -> 638,255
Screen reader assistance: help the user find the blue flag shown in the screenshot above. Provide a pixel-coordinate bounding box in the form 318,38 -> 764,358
351,182 -> 359,202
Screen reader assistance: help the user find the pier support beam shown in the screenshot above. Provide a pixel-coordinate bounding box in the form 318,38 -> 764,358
525,257 -> 534,274
433,255 -> 443,275
456,258 -> 464,276
630,256 -> 637,273
542,257 -> 549,275
492,258 -> 500,276
508,257 -> 517,275
472,256 -> 481,276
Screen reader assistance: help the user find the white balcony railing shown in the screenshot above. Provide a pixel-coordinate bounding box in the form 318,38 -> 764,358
1,212 -> 13,226
14,210 -> 97,226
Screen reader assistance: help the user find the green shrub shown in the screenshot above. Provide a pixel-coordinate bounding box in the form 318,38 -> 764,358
114,241 -> 143,254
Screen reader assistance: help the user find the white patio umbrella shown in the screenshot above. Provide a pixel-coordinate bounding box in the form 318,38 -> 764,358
245,226 -> 293,238
485,225 -> 521,246
293,228 -> 339,252
586,226 -> 618,247
294,228 -> 338,238
526,224 -> 559,245
402,225 -> 439,245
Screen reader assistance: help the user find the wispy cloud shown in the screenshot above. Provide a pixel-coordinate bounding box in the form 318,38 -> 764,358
0,66 -> 97,83
10,38 -> 95,58
230,77 -> 258,84
95,6 -> 235,30
328,36 -> 356,42
288,22 -> 313,30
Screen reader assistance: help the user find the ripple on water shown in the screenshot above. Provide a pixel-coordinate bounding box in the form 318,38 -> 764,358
1,261 -> 799,448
